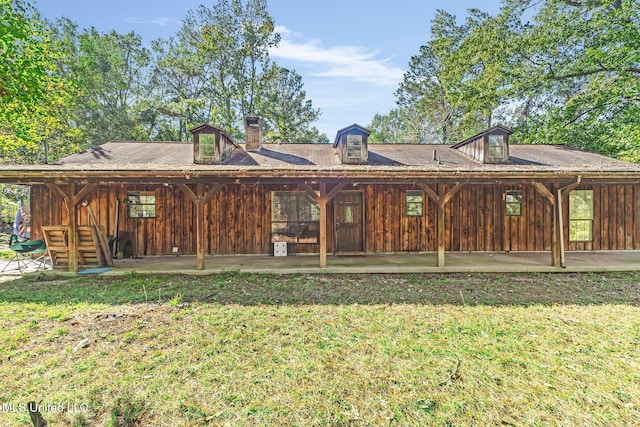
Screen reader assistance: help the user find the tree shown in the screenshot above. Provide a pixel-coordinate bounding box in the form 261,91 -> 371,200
0,0 -> 76,164
50,18 -> 153,147
151,0 -> 281,140
257,65 -> 326,143
394,41 -> 462,143
504,0 -> 640,157
377,0 -> 639,158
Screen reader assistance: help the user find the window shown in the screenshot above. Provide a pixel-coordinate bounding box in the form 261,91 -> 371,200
488,134 -> 505,160
346,135 -> 362,159
271,191 -> 320,244
128,191 -> 156,218
406,190 -> 423,217
569,190 -> 593,241
199,133 -> 216,158
505,190 -> 522,216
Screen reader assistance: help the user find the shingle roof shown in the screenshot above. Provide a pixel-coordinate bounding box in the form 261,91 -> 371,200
50,141 -> 639,173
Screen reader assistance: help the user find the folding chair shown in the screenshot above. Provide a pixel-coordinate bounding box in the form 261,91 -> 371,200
1,234 -> 49,273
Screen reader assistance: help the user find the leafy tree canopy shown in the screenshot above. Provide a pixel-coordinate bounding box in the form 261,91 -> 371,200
373,0 -> 640,160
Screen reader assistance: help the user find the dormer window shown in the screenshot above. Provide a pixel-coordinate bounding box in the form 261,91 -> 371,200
450,125 -> 513,164
346,135 -> 363,161
190,123 -> 239,165
333,124 -> 370,165
199,133 -> 216,160
488,134 -> 506,162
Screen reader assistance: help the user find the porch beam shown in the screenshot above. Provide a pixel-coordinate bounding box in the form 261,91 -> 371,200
72,183 -> 97,207
46,183 -> 69,209
300,184 -> 320,203
531,182 -> 554,204
176,183 -> 199,204
321,181 -> 347,203
202,183 -> 223,204
418,183 -> 439,204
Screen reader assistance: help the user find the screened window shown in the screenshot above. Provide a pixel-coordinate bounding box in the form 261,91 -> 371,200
128,191 -> 156,218
199,133 -> 216,158
505,190 -> 522,216
406,190 -> 423,217
346,135 -> 362,159
271,191 -> 320,244
488,134 -> 505,160
569,190 -> 593,241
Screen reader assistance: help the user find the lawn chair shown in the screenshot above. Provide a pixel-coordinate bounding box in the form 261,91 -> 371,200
0,234 -> 49,274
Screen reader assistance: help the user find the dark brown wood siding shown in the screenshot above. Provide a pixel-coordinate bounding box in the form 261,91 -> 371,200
565,184 -> 640,251
30,182 -> 640,256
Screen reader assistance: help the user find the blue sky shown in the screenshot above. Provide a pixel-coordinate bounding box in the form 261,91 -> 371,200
37,0 -> 502,139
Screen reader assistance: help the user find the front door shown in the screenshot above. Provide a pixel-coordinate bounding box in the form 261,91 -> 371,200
335,192 -> 364,252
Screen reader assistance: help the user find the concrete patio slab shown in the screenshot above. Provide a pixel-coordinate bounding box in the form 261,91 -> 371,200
96,251 -> 640,275
2,251 -> 639,278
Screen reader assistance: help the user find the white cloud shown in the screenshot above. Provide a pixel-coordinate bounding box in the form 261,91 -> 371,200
270,26 -> 404,87
126,17 -> 175,26
274,25 -> 302,38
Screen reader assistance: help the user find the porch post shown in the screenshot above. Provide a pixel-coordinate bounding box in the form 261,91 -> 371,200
312,181 -> 347,268
557,187 -> 566,268
195,182 -> 205,271
67,183 -> 79,273
319,197 -> 328,268
177,182 -> 222,271
420,182 -> 462,268
436,183 -> 446,267
532,182 -> 560,267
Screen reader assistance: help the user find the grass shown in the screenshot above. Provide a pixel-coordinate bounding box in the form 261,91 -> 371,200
0,272 -> 638,426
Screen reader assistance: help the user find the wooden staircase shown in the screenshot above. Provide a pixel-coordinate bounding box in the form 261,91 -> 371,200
42,225 -> 113,268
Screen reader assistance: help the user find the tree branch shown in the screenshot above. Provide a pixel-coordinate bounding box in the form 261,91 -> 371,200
548,66 -> 640,81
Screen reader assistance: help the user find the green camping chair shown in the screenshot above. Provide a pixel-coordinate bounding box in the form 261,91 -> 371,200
1,234 -> 49,274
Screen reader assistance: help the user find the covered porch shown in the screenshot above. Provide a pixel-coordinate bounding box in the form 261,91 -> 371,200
90,251 -> 640,275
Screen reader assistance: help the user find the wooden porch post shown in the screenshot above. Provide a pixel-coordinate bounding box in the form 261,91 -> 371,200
532,182 -> 560,267
304,181 -> 347,268
436,183 -> 446,268
557,177 -> 582,268
419,182 -> 463,268
177,183 -> 222,270
67,183 -> 78,273
319,183 -> 328,268
195,182 -> 205,270
47,183 -> 98,273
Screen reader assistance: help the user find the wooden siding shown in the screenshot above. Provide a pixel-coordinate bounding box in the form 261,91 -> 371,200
455,136 -> 485,163
30,182 -> 640,256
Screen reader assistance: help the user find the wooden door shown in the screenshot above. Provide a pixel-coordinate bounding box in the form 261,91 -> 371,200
335,192 -> 364,252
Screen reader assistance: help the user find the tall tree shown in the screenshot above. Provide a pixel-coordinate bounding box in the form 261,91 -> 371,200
376,0 -> 639,158
50,18 -> 153,147
151,0 -> 281,140
0,0 -> 76,163
257,65 -> 326,142
503,0 -> 640,157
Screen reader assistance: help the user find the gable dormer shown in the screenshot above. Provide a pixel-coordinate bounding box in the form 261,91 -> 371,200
451,125 -> 513,164
333,124 -> 370,164
190,123 -> 239,164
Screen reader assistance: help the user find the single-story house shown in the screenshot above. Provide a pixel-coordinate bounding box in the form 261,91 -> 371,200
1,118 -> 639,272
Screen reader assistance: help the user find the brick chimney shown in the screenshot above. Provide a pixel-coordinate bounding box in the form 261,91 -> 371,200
244,117 -> 262,151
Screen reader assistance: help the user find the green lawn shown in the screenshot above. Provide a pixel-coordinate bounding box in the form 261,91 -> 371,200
0,272 -> 639,426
